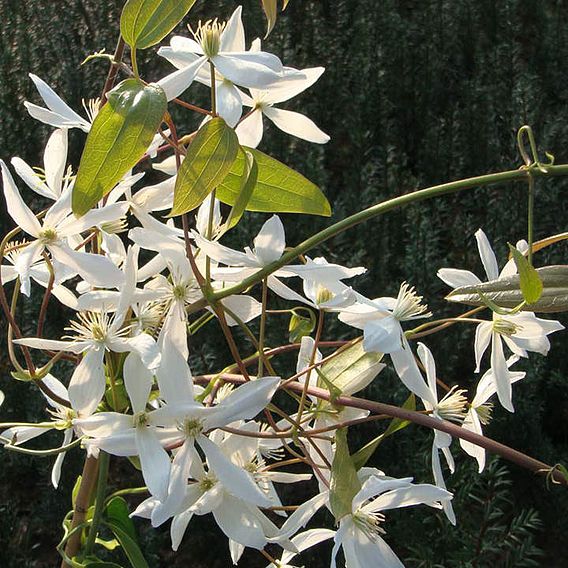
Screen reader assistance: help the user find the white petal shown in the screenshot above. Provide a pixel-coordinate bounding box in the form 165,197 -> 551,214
253,215 -> 286,265
1,425 -> 49,445
236,109 -> 264,148
474,322 -> 493,372
13,336 -> 84,354
491,334 -> 514,412
475,229 -> 499,281
192,231 -> 254,266
123,352 -> 154,414
212,495 -> 267,549
136,427 -> 171,502
262,67 -> 325,105
14,241 -> 44,296
213,53 -> 282,89
366,483 -> 451,513
220,6 -> 245,52
459,410 -> 486,472
10,157 -> 53,199
198,436 -> 271,508
279,491 -> 329,539
51,428 -> 73,488
280,528 -> 336,566
49,244 -> 124,289
437,268 -> 482,289
216,81 -> 243,127
1,160 -> 42,237
157,57 -> 206,101
171,509 -> 194,551
220,295 -> 262,325
431,444 -> 456,525
264,107 -> 329,144
68,348 -> 106,416
44,129 -> 68,197
391,342 -> 436,403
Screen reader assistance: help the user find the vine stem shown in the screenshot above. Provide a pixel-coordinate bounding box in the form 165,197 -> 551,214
186,164 -> 568,315
193,373 -> 568,486
84,451 -> 110,555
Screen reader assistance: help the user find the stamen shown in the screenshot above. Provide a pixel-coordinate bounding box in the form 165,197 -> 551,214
352,509 -> 386,540
190,19 -> 226,58
392,282 -> 432,321
493,317 -> 521,337
436,386 -> 468,423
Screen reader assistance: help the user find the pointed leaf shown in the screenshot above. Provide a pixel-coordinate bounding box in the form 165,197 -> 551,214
329,428 -> 361,521
508,243 -> 543,304
121,0 -> 197,49
104,521 -> 149,568
216,148 -> 331,217
105,497 -> 136,541
261,0 -> 278,37
222,149 -> 257,232
352,394 -> 415,470
73,79 -> 166,215
446,265 -> 568,313
171,117 -> 239,215
288,308 -> 316,343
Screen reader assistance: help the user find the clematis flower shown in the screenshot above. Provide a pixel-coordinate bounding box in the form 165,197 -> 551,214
0,374 -> 76,488
236,40 -> 329,147
460,357 -> 525,472
338,283 -> 434,402
157,7 -> 285,102
265,529 -> 336,568
415,343 -> 468,525
330,475 -> 452,568
1,159 -> 126,295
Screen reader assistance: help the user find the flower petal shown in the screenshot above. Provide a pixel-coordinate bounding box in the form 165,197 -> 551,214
475,229 -> 499,281
235,109 -> 264,148
68,348 -> 106,416
264,107 -> 330,144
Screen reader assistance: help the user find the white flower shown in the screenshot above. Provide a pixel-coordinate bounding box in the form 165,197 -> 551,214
157,7 -> 285,102
338,283 -> 434,402
331,475 -> 452,568
460,357 -> 525,472
1,159 -> 126,296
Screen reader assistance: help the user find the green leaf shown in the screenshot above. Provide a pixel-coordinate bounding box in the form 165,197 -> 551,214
216,148 -> 331,217
105,497 -> 136,541
320,341 -> 384,394
508,244 -> 543,304
73,79 -> 166,216
352,394 -> 415,470
105,521 -> 149,568
329,428 -> 361,521
288,308 -> 316,343
84,561 -> 123,567
120,0 -> 197,49
171,117 -> 239,216
446,265 -> 568,313
221,150 -> 258,232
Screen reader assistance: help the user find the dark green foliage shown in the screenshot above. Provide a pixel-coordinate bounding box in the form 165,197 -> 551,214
0,1 -> 567,566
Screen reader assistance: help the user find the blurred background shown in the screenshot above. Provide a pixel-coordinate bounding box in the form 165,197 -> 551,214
0,0 -> 567,566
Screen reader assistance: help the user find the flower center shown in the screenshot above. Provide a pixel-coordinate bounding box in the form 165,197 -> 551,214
352,510 -> 386,540
39,228 -> 58,245
492,318 -> 520,337
437,386 -> 468,423
199,474 -> 217,492
315,285 -> 334,305
192,19 -> 226,57
392,282 -> 431,321
475,402 -> 494,425
182,418 -> 204,438
133,411 -> 148,428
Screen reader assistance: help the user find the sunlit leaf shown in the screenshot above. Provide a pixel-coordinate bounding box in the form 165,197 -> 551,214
261,0 -> 278,37
171,117 -> 239,215
121,0 -> 197,49
73,79 -> 166,215
216,148 -> 331,217
508,244 -> 543,304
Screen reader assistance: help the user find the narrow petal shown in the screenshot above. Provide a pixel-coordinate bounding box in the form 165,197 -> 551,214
431,444 -> 456,525
192,231 -> 254,266
123,352 -> 154,414
491,334 -> 514,412
10,157 -> 52,199
220,295 -> 262,325
51,428 -> 73,488
391,344 -> 436,409
157,57 -> 206,101
14,241 -> 44,296
475,229 -> 499,281
220,6 -> 245,52
264,107 -> 330,144
136,426 -> 171,502
171,509 -> 194,551
44,129 -> 68,197
235,109 -> 264,148
68,348 -> 106,416
474,322 -> 493,372
212,495 -> 267,549
1,160 -> 42,237
253,215 -> 286,265
459,411 -> 486,472
263,67 -> 326,105
216,81 -> 243,127
437,268 -> 482,289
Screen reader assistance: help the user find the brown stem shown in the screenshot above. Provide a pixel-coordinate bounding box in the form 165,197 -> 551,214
100,37 -> 125,104
194,373 -> 568,486
37,253 -> 55,337
60,456 -> 99,567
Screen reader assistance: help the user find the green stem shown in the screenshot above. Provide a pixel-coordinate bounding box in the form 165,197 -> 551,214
527,173 -> 535,266
84,451 -> 110,555
185,164 -> 568,313
131,47 -> 139,79
258,278 -> 268,378
209,61 -> 217,116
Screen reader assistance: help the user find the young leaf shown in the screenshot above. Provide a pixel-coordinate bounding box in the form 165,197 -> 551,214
508,243 -> 543,304
216,148 -> 331,217
261,0 -> 278,37
320,341 -> 384,394
120,0 -> 197,49
105,521 -> 149,568
72,79 -> 166,216
288,308 -> 316,343
352,394 -> 415,470
171,117 -> 239,216
330,428 -> 361,521
446,265 -> 568,312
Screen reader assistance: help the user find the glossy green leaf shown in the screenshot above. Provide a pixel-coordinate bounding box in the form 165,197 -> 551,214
319,341 -> 384,394
105,521 -> 149,568
508,244 -> 543,304
171,117 -> 239,216
217,148 -> 331,217
446,265 -> 568,312
73,79 -> 166,216
120,0 -> 197,49
221,150 -> 257,232
330,428 -> 361,521
352,394 -> 415,470
105,497 -> 136,541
